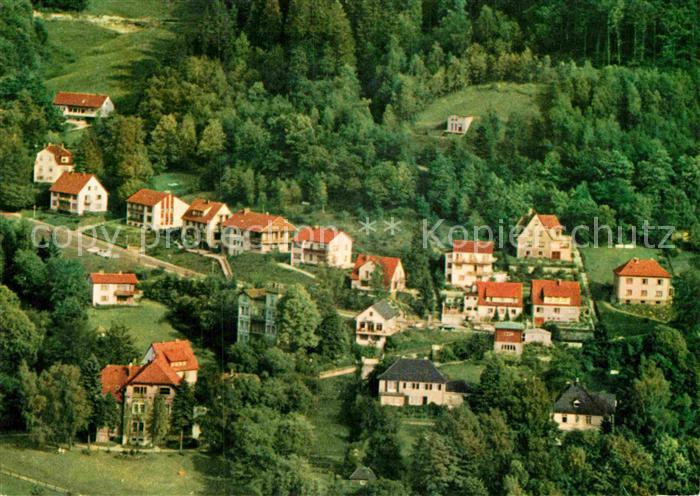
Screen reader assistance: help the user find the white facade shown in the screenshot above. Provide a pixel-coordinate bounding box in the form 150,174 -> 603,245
50,176 -> 108,215
291,231 -> 353,268
34,147 -> 74,183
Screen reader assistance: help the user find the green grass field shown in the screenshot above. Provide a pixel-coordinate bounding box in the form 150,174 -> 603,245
596,301 -> 662,338
388,328 -> 475,356
0,437 -> 227,496
308,376 -> 351,471
228,253 -> 315,287
438,360 -> 485,384
85,0 -> 179,19
149,172 -> 202,198
0,473 -> 62,496
21,209 -> 110,229
414,82 -> 542,134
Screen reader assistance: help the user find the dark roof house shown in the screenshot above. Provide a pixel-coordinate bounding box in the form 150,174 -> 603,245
552,383 -> 616,416
378,358 -> 448,384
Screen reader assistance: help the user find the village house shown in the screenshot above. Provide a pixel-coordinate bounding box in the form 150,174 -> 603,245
445,240 -> 496,288
49,172 -> 108,215
351,254 -> 406,293
355,300 -> 403,348
378,358 -> 466,407
613,258 -> 673,305
290,227 -> 353,268
531,279 -> 582,325
524,327 -> 553,347
465,281 -> 524,322
98,339 -> 199,445
126,189 -> 189,231
493,322 -> 525,354
89,272 -> 139,306
237,287 -> 282,343
222,209 -> 296,255
181,199 -> 232,250
53,91 -> 114,119
445,115 -> 474,134
552,382 -> 616,432
33,143 -> 75,183
516,211 -> 573,261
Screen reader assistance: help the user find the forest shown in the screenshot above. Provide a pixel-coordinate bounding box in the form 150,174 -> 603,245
0,0 -> 699,494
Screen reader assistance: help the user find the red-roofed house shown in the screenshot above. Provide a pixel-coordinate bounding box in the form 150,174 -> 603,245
49,172 -> 108,215
494,324 -> 525,354
291,227 -> 353,268
516,211 -> 572,261
34,143 -> 75,183
53,91 -> 114,119
351,254 -> 406,293
126,189 -> 189,230
464,281 -> 524,322
445,240 -> 496,287
531,279 -> 582,325
613,258 -> 673,305
181,199 -> 232,249
90,271 -> 139,306
222,208 -> 296,255
98,339 -> 198,445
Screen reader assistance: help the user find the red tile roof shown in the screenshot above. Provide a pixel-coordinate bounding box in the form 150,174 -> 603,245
127,188 -> 169,207
100,364 -> 141,401
151,340 -> 199,372
495,329 -> 523,343
223,209 -> 296,232
90,272 -> 138,285
53,92 -> 109,108
531,279 -> 582,306
129,357 -> 182,386
293,227 -> 346,244
44,144 -> 74,165
49,172 -> 102,195
613,258 -> 671,278
351,254 -> 402,287
475,281 -> 523,307
537,214 -> 563,229
181,199 -> 228,224
452,240 -> 494,254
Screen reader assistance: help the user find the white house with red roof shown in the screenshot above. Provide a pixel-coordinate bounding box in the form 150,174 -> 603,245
445,240 -> 496,287
98,339 -> 198,445
613,258 -> 673,305
49,172 -> 108,215
291,227 -> 353,268
351,254 -> 406,293
53,91 -> 114,119
181,198 -> 232,249
516,211 -> 572,261
90,272 -> 139,306
464,281 -> 524,322
126,188 -> 189,231
33,143 -> 75,183
222,208 -> 296,255
531,279 -> 582,325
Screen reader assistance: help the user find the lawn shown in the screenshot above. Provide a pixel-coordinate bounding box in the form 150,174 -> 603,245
149,172 -> 202,198
414,82 -> 542,135
0,437 -> 227,496
228,252 -> 316,287
580,246 -> 666,300
397,420 -> 431,457
596,301 -> 662,338
85,0 -> 178,19
21,209 -> 111,229
61,244 -> 145,273
438,360 -> 485,384
308,376 -> 351,471
0,473 -> 62,496
387,327 -> 475,356
666,248 -> 699,275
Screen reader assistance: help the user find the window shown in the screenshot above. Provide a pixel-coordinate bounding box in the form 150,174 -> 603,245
536,307 -> 543,313
642,278 -> 648,285
641,290 -> 648,297
131,421 -> 145,433
159,387 -> 170,395
585,416 -> 592,425
437,384 -> 442,391
554,307 -> 561,314
101,284 -> 108,290
101,296 -> 108,302
132,402 -> 145,414
412,383 -> 418,390
133,386 -> 147,395
427,384 -> 433,391
655,291 -> 663,297
626,289 -> 632,296
626,278 -> 633,284
561,415 -> 568,423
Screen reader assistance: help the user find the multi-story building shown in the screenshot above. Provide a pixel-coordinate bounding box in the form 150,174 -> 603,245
49,172 -> 108,215
444,240 -> 496,288
378,359 -> 466,407
290,227 -> 353,268
126,189 -> 189,231
350,254 -> 406,293
89,272 -> 139,306
53,91 -> 114,119
222,209 -> 296,255
33,143 -> 75,183
355,300 -> 403,348
613,258 -> 673,305
531,279 -> 582,325
516,211 -> 572,261
552,382 -> 616,432
181,199 -> 232,250
237,287 -> 282,343
98,339 -> 199,445
464,281 -> 524,322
